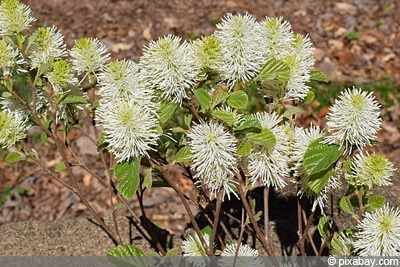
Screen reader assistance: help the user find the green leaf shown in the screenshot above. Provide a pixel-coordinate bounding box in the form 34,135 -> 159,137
254,210 -> 263,222
246,128 -> 276,149
283,106 -> 303,118
317,215 -> 331,239
106,244 -> 147,267
310,69 -> 329,83
143,169 -> 153,189
165,247 -> 178,256
5,152 -> 25,163
330,232 -> 345,253
115,159 -> 141,199
237,141 -> 252,157
227,91 -> 248,110
55,162 -> 66,172
304,137 -> 344,176
339,196 -> 355,215
211,109 -> 237,126
307,167 -> 333,194
113,203 -> 126,211
158,101 -> 178,124
40,131 -> 48,143
257,58 -> 290,82
194,88 -> 211,112
367,195 -> 386,211
28,148 -> 39,160
25,30 -> 40,52
211,91 -> 229,108
303,90 -> 315,104
59,95 -> 88,105
184,113 -> 192,129
3,36 -> 17,47
234,115 -> 261,131
201,225 -> 212,237
175,146 -> 192,163
106,244 -> 145,256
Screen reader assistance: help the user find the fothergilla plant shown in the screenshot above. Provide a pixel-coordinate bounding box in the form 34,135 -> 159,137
0,0 -> 397,258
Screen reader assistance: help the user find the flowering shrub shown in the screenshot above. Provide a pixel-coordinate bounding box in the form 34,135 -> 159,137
0,0 -> 398,258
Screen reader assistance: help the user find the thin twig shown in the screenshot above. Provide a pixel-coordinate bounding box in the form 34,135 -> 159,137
233,209 -> 246,267
208,190 -> 223,255
264,186 -> 270,241
302,209 -> 318,255
136,184 -> 167,256
298,196 -> 305,255
236,181 -> 274,256
299,207 -> 315,256
149,159 -> 209,254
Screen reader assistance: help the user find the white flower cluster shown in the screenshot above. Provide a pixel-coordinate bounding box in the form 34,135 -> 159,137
0,39 -> 24,75
140,35 -> 201,104
211,14 -> 314,100
325,87 -> 382,151
354,204 -> 400,256
292,125 -> 340,210
182,235 -> 261,267
0,110 -> 27,149
0,0 -> 35,35
28,26 -> 67,70
95,59 -> 160,162
187,121 -> 238,199
246,112 -> 291,189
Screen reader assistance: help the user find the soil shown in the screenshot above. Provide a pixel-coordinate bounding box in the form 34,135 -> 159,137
0,0 -> 400,257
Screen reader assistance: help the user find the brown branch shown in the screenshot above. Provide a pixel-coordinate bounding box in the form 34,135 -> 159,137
236,181 -> 274,256
208,190 -> 223,255
149,159 -> 209,254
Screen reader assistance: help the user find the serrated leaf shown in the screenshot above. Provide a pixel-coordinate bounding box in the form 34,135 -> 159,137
55,162 -> 66,172
106,244 -> 147,267
5,152 -> 25,163
234,115 -> 262,131
246,128 -> 276,149
283,106 -> 303,117
304,137 -> 344,176
227,91 -> 248,109
339,196 -> 355,215
237,141 -> 251,157
317,215 -> 331,239
157,101 -> 178,124
115,159 -> 141,199
60,95 -> 88,105
307,167 -> 333,194
211,109 -> 236,126
211,91 -> 229,108
303,90 -> 315,104
175,146 -> 192,163
257,58 -> 290,82
194,88 -> 211,112
367,195 -> 386,211
310,69 -> 329,82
